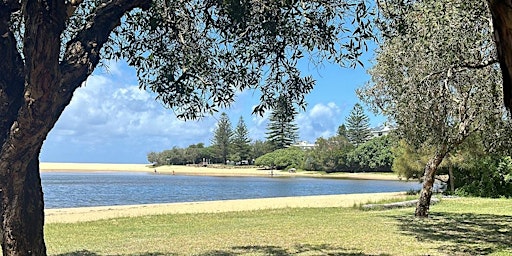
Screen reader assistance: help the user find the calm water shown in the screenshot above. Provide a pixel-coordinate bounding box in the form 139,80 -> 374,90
41,172 -> 421,209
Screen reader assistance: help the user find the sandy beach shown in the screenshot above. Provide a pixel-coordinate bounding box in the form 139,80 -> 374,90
45,192 -> 408,223
40,162 -> 401,180
41,162 -> 407,224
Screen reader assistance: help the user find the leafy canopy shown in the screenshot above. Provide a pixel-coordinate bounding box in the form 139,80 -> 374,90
100,0 -> 376,119
360,0 -> 502,152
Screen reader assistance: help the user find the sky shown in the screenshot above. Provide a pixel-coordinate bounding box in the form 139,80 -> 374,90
40,54 -> 386,164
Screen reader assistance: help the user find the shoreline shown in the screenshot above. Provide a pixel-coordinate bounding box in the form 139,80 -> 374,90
40,162 -> 402,181
45,192 -> 409,223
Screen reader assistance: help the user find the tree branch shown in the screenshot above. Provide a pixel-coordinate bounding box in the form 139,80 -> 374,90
459,58 -> 498,69
0,1 -> 24,147
59,0 -> 151,92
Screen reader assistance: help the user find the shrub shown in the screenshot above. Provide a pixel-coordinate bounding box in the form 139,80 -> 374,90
255,147 -> 305,170
454,156 -> 512,198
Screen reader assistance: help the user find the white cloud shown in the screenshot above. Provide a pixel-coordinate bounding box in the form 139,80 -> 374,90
296,102 -> 343,142
42,68 -> 218,163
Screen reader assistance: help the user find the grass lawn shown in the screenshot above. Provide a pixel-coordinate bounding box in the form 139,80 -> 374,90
45,197 -> 512,256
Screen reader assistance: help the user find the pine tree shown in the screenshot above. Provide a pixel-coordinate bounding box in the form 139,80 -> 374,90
345,103 -> 371,146
266,97 -> 299,150
337,124 -> 348,138
231,116 -> 252,162
212,112 -> 233,164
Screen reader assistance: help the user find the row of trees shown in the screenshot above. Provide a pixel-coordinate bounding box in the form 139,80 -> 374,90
148,102 -> 379,167
255,133 -> 394,173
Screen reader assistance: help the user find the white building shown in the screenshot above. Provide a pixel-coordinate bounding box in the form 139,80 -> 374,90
291,141 -> 316,150
370,125 -> 395,138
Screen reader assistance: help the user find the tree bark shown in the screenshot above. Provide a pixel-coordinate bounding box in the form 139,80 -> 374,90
415,151 -> 447,217
1,154 -> 46,255
0,0 -> 151,254
448,164 -> 455,192
487,0 -> 512,111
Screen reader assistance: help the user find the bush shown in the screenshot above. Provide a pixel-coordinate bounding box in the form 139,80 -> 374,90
254,147 -> 305,170
454,156 -> 512,198
347,136 -> 395,172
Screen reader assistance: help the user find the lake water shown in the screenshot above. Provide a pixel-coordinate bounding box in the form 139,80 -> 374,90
41,172 -> 421,209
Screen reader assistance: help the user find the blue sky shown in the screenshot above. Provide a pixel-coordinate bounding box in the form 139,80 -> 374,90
40,54 -> 386,164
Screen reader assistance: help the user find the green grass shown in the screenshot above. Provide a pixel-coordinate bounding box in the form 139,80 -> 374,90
45,197 -> 512,256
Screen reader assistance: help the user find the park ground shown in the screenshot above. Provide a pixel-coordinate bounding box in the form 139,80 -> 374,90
38,163 -> 512,256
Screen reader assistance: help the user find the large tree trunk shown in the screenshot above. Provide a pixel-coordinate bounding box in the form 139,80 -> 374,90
415,151 -> 446,217
487,1 -> 512,111
1,155 -> 46,255
0,0 -> 151,254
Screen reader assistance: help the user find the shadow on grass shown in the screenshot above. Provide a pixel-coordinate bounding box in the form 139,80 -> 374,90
394,212 -> 512,255
55,251 -> 175,256
55,244 -> 390,256
197,244 -> 390,255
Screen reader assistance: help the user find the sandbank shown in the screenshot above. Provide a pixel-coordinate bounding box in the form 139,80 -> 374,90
45,192 -> 408,223
40,162 -> 401,180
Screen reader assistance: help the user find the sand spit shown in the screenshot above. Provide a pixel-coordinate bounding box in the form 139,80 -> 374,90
40,162 -> 401,180
45,192 -> 407,223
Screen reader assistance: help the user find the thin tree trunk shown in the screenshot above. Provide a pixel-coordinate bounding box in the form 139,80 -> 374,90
448,164 -> 455,192
415,151 -> 446,217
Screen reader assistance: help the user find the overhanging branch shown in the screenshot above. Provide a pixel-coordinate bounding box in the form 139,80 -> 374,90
60,0 -> 152,91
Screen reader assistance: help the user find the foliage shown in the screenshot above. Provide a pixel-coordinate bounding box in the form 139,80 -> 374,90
211,113 -> 233,164
345,103 -> 372,146
230,116 -> 251,162
360,0 -> 501,152
254,147 -> 305,170
1,0 -> 378,252
450,134 -> 512,198
250,140 -> 274,161
337,124 -> 348,138
391,140 -> 430,180
147,144 -> 214,166
359,0 -> 503,215
303,135 -> 354,172
265,96 -> 299,150
347,135 -> 395,172
110,0 -> 377,119
454,156 -> 512,198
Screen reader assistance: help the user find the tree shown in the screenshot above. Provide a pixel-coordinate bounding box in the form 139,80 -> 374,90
304,135 -> 354,172
250,140 -> 274,161
212,113 -> 233,164
255,147 -> 305,170
360,0 -> 503,217
230,117 -> 251,163
266,96 -> 299,150
345,103 -> 371,146
337,124 -> 348,139
347,135 -> 395,172
377,1 -> 512,117
391,140 -> 429,181
0,0 -> 375,253
488,1 -> 512,112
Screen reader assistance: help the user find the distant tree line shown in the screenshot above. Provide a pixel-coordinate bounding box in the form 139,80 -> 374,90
149,99 -> 512,200
149,102 -> 393,169
148,96 -> 300,166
